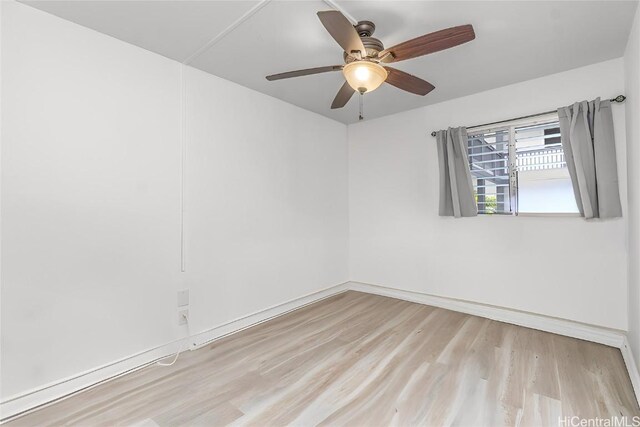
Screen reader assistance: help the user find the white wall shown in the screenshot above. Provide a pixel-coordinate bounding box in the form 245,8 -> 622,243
349,59 -> 628,330
1,1 -> 348,400
517,170 -> 579,214
183,67 -> 348,337
1,1 -> 182,399
517,180 -> 577,213
625,6 -> 640,363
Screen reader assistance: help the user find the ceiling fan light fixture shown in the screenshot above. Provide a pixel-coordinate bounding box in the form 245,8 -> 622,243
343,61 -> 387,93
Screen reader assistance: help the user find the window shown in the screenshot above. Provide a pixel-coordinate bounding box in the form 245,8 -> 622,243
467,113 -> 579,215
468,128 -> 511,214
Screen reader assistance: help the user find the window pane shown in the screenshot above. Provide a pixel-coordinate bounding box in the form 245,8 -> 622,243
514,121 -> 578,213
467,128 -> 511,215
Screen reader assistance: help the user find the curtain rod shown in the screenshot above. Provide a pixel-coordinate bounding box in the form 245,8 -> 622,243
429,95 -> 626,137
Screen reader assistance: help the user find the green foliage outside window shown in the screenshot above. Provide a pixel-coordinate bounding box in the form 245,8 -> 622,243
475,193 -> 497,213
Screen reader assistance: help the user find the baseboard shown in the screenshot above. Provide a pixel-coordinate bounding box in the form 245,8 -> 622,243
189,282 -> 351,349
348,281 -> 640,405
0,338 -> 188,423
620,337 -> 640,404
0,281 -> 350,423
348,281 -> 626,348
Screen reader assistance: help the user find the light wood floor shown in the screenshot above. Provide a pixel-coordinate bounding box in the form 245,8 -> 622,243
9,291 -> 639,426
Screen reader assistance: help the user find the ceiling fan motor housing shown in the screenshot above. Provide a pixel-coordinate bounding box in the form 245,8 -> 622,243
355,21 -> 376,37
344,21 -> 384,61
361,37 -> 384,56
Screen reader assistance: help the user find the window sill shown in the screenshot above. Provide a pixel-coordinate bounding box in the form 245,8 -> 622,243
478,212 -> 582,218
517,212 -> 581,217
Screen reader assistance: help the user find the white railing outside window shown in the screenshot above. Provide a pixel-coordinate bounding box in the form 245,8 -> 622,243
516,144 -> 566,171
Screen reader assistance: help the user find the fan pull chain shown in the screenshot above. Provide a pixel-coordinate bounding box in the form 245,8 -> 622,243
359,92 -> 364,121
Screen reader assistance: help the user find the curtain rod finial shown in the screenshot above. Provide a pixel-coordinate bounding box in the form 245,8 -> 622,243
431,131 -> 437,137
612,95 -> 626,103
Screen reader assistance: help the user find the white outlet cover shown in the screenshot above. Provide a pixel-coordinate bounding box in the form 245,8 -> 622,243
178,309 -> 188,326
177,289 -> 189,307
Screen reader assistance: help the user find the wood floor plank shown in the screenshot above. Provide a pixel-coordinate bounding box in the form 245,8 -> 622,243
7,291 -> 639,426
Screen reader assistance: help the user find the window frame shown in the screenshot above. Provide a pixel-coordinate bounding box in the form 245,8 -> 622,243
468,112 -> 580,217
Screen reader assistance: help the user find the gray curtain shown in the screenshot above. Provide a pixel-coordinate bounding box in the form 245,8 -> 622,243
436,127 -> 477,217
557,98 -> 622,219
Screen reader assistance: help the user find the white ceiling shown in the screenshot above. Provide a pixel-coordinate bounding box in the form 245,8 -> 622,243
22,0 -> 639,124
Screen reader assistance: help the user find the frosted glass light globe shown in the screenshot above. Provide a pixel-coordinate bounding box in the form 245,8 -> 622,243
342,61 -> 388,93
354,66 -> 370,81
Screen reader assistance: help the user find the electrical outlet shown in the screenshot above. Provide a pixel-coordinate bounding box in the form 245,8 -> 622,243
177,289 -> 189,307
178,309 -> 188,326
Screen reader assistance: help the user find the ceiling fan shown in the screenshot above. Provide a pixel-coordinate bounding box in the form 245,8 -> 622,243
266,10 -> 475,110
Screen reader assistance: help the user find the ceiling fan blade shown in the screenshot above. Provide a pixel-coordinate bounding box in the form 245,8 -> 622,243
331,81 -> 355,109
317,10 -> 366,56
379,24 -> 475,63
384,67 -> 435,96
266,65 -> 343,81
